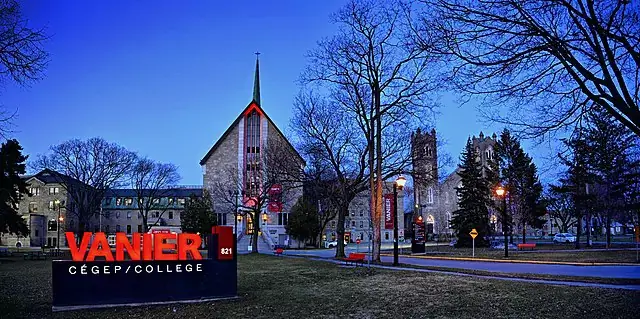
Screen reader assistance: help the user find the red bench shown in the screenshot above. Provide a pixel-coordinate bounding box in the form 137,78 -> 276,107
343,253 -> 366,266
273,248 -> 284,256
517,243 -> 536,251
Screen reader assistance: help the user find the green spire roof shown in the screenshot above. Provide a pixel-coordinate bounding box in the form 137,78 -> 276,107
253,52 -> 261,106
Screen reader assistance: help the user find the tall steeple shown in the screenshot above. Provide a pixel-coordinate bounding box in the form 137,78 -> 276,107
253,52 -> 261,106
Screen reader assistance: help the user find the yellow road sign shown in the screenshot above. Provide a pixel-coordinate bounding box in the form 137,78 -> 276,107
469,229 -> 478,239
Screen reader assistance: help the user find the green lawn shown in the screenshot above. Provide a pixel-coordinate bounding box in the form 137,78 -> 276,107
1,254 -> 639,318
411,245 -> 640,263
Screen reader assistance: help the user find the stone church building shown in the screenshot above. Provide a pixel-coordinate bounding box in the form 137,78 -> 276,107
411,130 -> 500,237
199,56 -> 305,248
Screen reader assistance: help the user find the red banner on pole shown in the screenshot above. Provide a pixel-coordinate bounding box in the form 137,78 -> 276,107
384,194 -> 394,230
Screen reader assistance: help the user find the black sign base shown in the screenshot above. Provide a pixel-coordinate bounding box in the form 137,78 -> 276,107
53,296 -> 239,312
52,259 -> 237,311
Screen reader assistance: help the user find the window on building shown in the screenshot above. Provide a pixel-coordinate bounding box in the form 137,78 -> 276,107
168,211 -> 174,219
215,213 -> 226,225
359,211 -> 364,217
116,225 -> 121,232
116,198 -> 122,206
359,221 -> 363,229
350,210 -> 355,216
49,187 -> 59,195
445,213 -> 451,229
168,197 -> 175,205
49,201 -> 55,210
126,225 -> 131,234
48,220 -> 57,231
127,212 -> 132,219
152,211 -> 160,218
178,198 -> 186,206
29,202 -> 38,213
152,198 -> 160,205
351,221 -> 356,227
29,187 -> 40,196
116,211 -> 121,219
278,213 -> 289,226
385,232 -> 389,240
138,225 -> 142,233
428,187 -> 434,204
125,198 -> 133,206
445,192 -> 449,204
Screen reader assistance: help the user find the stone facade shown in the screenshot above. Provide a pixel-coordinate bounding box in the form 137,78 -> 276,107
1,170 -> 71,248
323,181 -> 405,243
86,188 -> 203,235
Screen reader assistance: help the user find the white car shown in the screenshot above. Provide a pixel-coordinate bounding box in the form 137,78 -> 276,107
553,233 -> 576,243
325,240 -> 348,248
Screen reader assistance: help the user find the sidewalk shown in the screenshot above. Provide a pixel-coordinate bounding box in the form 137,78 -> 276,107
282,254 -> 640,291
380,253 -> 640,266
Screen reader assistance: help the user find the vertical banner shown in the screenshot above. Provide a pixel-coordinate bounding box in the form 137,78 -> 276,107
384,194 -> 394,230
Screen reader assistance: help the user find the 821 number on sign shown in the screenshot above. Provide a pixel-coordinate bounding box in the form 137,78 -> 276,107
220,248 -> 233,255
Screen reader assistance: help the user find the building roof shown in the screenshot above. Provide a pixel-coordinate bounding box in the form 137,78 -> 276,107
24,168 -> 88,189
104,188 -> 203,198
200,56 -> 304,165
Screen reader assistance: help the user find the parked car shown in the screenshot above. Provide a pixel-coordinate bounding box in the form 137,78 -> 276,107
553,233 -> 576,243
324,240 -> 348,248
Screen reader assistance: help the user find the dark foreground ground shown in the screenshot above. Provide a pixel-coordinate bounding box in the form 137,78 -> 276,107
1,254 -> 639,319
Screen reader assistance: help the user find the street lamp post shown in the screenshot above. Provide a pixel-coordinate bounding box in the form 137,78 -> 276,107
393,175 -> 406,266
55,200 -> 65,253
495,186 -> 508,258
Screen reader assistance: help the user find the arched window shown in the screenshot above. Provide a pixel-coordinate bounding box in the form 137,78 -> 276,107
427,187 -> 434,204
445,213 -> 451,229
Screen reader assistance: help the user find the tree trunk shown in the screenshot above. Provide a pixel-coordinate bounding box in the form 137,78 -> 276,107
373,85 -> 383,262
606,212 -> 611,249
335,205 -> 348,258
575,216 -> 582,249
586,210 -> 591,248
368,104 -> 377,262
142,215 -> 148,233
252,211 -> 260,253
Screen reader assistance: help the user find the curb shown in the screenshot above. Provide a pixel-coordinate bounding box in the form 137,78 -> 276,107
379,253 -> 640,266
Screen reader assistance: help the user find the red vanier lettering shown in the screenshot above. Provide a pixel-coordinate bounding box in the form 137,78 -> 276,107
154,233 -> 177,260
115,233 -> 141,261
86,232 -> 114,261
66,232 -> 91,261
178,233 -> 203,260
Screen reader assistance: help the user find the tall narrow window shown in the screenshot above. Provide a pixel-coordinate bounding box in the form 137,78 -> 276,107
428,187 -> 434,204
244,109 -> 262,197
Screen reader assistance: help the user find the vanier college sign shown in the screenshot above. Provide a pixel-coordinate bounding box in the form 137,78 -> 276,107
52,226 -> 237,311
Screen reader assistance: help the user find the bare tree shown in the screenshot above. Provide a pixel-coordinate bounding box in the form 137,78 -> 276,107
33,138 -> 137,238
546,187 -> 577,233
417,0 -> 640,138
291,91 -> 369,258
0,0 -> 49,138
129,158 -> 181,232
302,0 -> 440,261
209,139 -> 304,253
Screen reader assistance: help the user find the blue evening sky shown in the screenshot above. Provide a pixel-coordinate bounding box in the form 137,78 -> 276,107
8,1 -> 560,186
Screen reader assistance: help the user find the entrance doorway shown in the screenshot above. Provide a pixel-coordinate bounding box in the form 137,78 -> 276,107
245,215 -> 254,235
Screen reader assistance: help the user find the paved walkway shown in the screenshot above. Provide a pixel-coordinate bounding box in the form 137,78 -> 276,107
281,249 -> 640,279
288,255 -> 640,291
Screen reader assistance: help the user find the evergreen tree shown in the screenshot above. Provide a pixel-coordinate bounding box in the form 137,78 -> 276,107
452,138 -> 491,248
181,190 -> 217,237
285,198 -> 321,248
495,129 -> 546,244
558,128 -> 595,249
583,107 -> 640,247
0,139 -> 29,238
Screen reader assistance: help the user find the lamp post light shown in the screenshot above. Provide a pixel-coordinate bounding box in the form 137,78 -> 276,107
393,175 -> 406,266
495,186 -> 508,258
